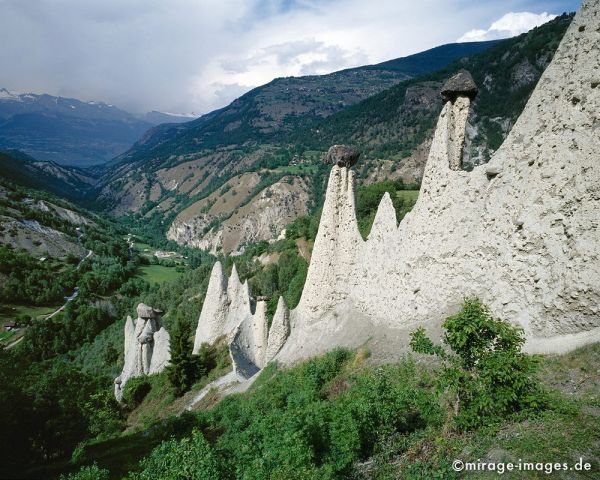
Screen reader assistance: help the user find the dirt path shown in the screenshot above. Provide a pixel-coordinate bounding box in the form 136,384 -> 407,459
5,335 -> 24,350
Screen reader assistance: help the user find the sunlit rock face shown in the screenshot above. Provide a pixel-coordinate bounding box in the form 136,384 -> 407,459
193,1 -> 598,376
193,262 -> 291,378
276,0 -> 600,363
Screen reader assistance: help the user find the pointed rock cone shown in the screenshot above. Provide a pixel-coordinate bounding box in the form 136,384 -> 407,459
367,192 -> 397,241
193,261 -> 229,354
228,300 -> 269,378
149,327 -> 171,374
296,165 -> 362,318
265,297 -> 291,362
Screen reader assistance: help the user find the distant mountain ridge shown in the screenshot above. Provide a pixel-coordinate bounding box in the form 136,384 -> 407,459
0,89 -> 194,167
113,41 -> 498,168
0,150 -> 95,200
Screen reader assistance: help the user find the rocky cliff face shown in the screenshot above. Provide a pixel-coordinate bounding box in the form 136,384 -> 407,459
168,175 -> 310,254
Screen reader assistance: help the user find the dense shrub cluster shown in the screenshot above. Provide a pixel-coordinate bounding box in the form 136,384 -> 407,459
84,349 -> 441,480
62,300 -> 551,480
410,298 -> 545,429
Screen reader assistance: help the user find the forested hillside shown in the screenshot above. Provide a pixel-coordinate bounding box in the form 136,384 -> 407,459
112,41 -> 496,168
296,12 -> 572,180
0,150 -> 96,200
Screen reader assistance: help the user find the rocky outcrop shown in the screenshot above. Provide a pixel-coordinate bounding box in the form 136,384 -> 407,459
192,262 -> 230,352
229,299 -> 269,377
324,145 -> 361,167
441,69 -> 478,102
36,200 -> 97,227
193,262 -> 255,354
114,303 -> 171,401
0,216 -> 87,258
265,297 -> 290,362
168,175 -> 310,254
296,164 -> 362,319
193,263 -> 292,378
276,0 -> 600,363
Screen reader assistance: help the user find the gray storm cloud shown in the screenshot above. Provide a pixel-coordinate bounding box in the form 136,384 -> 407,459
0,0 -> 577,115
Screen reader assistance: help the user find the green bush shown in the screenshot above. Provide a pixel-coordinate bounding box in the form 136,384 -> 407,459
196,342 -> 218,378
167,319 -> 198,397
122,377 -> 152,409
410,298 -> 545,429
60,464 -> 109,480
125,348 -> 442,479
129,429 -> 219,480
83,390 -> 124,439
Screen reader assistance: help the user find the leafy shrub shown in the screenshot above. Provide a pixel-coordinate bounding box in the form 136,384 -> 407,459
60,464 -> 110,480
196,342 -> 218,378
129,429 -> 219,480
83,390 -> 124,439
410,298 -> 545,429
123,377 -> 152,409
125,348 -> 442,479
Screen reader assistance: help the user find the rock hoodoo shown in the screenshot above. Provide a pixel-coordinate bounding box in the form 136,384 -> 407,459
190,0 -> 598,385
440,69 -> 478,102
324,144 -> 360,168
193,263 -> 292,378
114,303 -> 171,400
274,0 -> 600,363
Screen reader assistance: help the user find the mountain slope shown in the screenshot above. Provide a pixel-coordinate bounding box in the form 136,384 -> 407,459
292,13 -> 574,182
0,150 -> 96,200
0,174 -> 101,257
112,41 -> 497,168
95,15 -> 572,255
0,90 -> 170,167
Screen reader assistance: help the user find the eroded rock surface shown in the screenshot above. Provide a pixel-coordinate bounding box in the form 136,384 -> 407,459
114,303 -> 171,400
277,1 -> 600,363
168,175 -> 310,254
193,263 -> 293,378
324,144 -> 361,168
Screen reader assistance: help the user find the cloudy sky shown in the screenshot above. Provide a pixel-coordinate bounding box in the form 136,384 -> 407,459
0,0 -> 580,115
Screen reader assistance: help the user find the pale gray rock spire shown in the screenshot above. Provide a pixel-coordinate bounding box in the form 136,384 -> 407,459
265,297 -> 291,363
114,304 -> 171,400
275,0 -> 600,363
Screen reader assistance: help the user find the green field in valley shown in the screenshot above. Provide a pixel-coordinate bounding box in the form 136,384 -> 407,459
0,304 -> 59,345
133,241 -> 153,252
0,330 -> 15,342
0,304 -> 58,323
396,189 -> 419,202
137,265 -> 183,285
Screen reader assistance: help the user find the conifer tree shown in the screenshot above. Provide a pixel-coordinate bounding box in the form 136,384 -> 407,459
166,319 -> 196,396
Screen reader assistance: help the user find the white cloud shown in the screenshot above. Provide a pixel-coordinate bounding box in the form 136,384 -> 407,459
457,11 -> 557,42
0,1 -> 571,115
